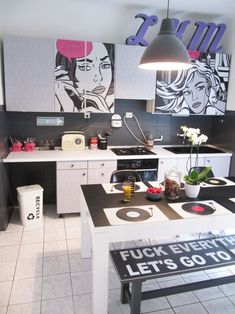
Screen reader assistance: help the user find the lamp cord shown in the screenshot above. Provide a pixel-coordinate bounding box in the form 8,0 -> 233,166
167,0 -> 169,18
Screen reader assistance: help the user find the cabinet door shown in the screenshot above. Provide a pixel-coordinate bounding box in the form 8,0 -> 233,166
3,35 -> 55,112
158,158 -> 178,182
88,167 -> 116,184
115,44 -> 156,99
87,160 -> 116,184
204,156 -> 231,177
57,169 -> 87,214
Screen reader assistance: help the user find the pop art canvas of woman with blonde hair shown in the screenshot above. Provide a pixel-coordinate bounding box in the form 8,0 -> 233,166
155,52 -> 231,115
55,39 -> 115,113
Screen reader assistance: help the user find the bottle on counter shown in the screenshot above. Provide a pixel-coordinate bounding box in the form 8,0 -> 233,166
90,137 -> 98,150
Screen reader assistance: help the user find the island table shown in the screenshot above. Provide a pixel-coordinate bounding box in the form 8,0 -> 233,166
80,178 -> 235,314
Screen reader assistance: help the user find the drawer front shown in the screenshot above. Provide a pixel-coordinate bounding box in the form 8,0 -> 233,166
57,161 -> 87,170
88,167 -> 116,182
88,160 -> 117,169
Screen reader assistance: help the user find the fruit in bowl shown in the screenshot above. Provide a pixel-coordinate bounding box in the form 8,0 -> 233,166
146,187 -> 163,201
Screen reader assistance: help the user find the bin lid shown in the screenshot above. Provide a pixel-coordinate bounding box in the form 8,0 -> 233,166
16,184 -> 44,194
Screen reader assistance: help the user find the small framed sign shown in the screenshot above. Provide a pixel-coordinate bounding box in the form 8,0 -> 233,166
36,116 -> 64,126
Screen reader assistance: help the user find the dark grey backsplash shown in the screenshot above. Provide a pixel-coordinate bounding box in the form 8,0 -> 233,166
4,104 -> 235,209
6,100 -> 213,147
211,112 -> 235,175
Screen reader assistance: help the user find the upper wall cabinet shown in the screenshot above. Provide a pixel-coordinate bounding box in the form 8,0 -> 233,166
3,35 -> 115,113
3,35 -> 55,112
54,39 -> 115,113
148,52 -> 231,115
115,44 -> 156,100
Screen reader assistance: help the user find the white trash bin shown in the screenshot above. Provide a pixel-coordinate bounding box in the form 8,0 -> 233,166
17,184 -> 44,226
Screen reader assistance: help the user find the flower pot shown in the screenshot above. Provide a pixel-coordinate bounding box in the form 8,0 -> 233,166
185,183 -> 201,198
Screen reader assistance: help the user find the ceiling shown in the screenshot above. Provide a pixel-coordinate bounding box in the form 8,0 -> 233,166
83,0 -> 235,18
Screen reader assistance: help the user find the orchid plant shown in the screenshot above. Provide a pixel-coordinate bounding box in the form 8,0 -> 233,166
180,125 -> 212,185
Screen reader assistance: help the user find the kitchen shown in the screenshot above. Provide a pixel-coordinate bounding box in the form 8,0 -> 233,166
1,0 -> 235,313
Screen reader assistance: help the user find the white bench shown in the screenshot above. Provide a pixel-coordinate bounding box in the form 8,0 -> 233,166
110,235 -> 235,314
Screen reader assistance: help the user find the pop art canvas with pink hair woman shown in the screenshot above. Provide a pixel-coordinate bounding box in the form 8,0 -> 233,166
55,39 -> 115,113
155,52 -> 231,115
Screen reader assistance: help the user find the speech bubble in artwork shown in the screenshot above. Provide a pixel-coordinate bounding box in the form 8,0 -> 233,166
56,39 -> 93,62
188,50 -> 201,60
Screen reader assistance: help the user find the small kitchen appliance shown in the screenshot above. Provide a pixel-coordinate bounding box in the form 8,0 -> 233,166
111,147 -> 155,155
61,131 -> 85,151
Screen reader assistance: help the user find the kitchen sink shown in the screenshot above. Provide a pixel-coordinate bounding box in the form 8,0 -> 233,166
163,146 -> 226,154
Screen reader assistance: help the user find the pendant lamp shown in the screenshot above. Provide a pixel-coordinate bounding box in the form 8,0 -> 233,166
139,0 -> 192,71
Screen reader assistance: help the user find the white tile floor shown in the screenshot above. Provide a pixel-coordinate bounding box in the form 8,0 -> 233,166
1,205 -> 235,313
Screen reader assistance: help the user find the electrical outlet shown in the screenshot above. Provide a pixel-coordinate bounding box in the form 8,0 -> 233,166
125,112 -> 133,118
84,112 -> 90,119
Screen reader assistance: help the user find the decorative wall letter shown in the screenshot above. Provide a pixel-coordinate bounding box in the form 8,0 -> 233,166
126,14 -> 158,46
126,14 -> 226,53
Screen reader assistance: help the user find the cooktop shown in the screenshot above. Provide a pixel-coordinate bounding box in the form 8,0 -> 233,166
111,147 -> 156,156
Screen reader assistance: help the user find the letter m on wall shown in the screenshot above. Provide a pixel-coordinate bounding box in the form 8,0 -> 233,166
187,22 -> 226,53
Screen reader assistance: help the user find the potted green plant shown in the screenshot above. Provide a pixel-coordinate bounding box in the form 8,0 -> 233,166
180,125 -> 212,198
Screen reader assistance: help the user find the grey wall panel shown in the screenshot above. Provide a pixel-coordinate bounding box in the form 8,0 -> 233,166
3,35 -> 55,112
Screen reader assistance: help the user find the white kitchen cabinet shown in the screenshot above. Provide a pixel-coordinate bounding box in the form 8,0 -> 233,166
115,44 -> 156,99
56,161 -> 88,214
3,35 -> 55,112
204,156 -> 230,177
88,160 -> 117,184
157,158 -> 178,182
158,155 -> 231,182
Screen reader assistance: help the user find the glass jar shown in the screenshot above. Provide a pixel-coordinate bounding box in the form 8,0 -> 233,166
164,168 -> 182,200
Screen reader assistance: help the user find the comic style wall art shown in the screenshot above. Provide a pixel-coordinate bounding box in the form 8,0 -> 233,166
155,52 -> 231,115
55,39 -> 115,113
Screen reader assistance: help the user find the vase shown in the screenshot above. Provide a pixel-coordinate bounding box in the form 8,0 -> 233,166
185,183 -> 201,198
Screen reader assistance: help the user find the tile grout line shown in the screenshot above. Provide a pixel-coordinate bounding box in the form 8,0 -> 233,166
63,215 -> 76,314
6,225 -> 24,311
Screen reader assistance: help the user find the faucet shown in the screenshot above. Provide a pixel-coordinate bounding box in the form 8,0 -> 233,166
146,134 -> 163,148
153,135 -> 163,143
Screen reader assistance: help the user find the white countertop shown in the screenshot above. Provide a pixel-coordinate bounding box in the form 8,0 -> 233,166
3,145 -> 232,163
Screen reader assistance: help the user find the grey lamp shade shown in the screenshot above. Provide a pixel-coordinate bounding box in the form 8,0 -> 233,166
139,18 -> 192,71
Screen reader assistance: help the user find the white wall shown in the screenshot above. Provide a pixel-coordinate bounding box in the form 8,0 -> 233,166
0,0 -> 234,108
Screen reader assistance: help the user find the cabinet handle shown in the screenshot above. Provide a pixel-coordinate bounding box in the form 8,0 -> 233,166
160,161 -> 164,164
101,173 -> 104,176
82,173 -> 86,176
70,164 -> 74,168
101,163 -> 104,167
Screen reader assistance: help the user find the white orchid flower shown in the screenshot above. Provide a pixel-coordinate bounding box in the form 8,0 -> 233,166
180,126 -> 210,183
198,134 -> 208,145
186,128 -> 197,138
180,125 -> 188,134
190,133 -> 199,145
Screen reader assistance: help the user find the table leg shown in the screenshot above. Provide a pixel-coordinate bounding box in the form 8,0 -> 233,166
80,191 -> 92,258
92,232 -> 109,314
